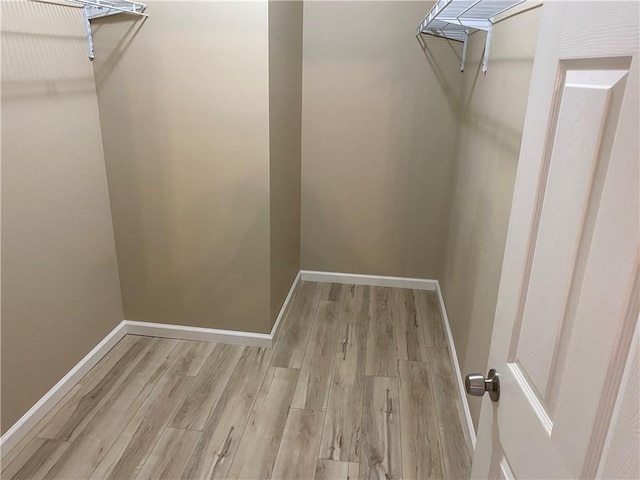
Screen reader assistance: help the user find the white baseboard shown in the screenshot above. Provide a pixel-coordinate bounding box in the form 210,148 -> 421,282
124,271 -> 302,348
434,280 -> 477,451
0,320 -> 128,457
270,270 -> 301,342
300,270 -> 438,290
0,273 -> 302,458
124,321 -> 272,348
2,272 -> 476,462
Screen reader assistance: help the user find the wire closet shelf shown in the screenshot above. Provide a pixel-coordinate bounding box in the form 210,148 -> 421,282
416,0 -> 525,73
66,0 -> 147,60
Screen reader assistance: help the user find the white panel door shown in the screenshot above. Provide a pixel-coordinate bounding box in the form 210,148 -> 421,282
472,2 -> 639,479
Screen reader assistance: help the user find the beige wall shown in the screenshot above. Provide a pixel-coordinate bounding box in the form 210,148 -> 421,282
0,0 -> 540,437
300,1 -> 462,279
441,6 -> 542,429
268,0 -> 303,325
1,0 -> 124,433
92,1 -> 273,333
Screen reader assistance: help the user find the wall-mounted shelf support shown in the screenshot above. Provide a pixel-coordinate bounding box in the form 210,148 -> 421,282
69,0 -> 147,60
82,5 -> 95,59
416,0 -> 525,74
460,33 -> 468,72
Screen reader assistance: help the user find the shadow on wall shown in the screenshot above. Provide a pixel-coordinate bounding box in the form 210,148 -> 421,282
460,34 -> 536,157
1,0 -> 146,98
439,5 -> 543,430
1,0 -> 98,98
417,34 -> 463,112
91,15 -> 146,87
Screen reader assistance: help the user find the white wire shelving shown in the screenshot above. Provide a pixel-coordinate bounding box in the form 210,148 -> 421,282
416,0 -> 525,73
66,0 -> 147,60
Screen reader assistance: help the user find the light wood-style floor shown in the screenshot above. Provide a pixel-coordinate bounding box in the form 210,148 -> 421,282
2,282 -> 472,480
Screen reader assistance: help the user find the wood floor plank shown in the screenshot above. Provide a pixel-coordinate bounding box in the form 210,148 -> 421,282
360,376 -> 402,480
71,335 -> 141,392
271,408 -> 324,480
88,374 -> 193,479
320,323 -> 366,462
320,282 -> 346,303
226,367 -> 298,479
126,337 -> 181,385
315,459 -> 349,480
128,338 -> 184,386
169,343 -> 244,431
30,335 -> 141,446
2,437 -> 47,479
349,461 -> 359,480
271,281 -> 322,368
182,346 -> 273,480
292,301 -> 342,411
398,360 -> 445,480
428,347 -> 472,480
314,460 -> 359,480
42,338 -> 182,479
5,338 -> 180,479
1,383 -> 82,467
167,341 -> 215,376
395,289 -> 429,363
415,290 -> 447,348
37,336 -> 155,441
5,287 -> 472,480
1,429 -> 37,468
365,287 -> 397,377
1,438 -> 69,480
136,428 -> 202,480
343,285 -> 372,325
43,375 -> 154,479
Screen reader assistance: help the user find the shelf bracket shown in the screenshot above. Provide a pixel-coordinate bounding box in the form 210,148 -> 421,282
416,0 -> 525,74
82,6 -> 95,60
482,26 -> 493,74
60,0 -> 148,60
460,33 -> 468,72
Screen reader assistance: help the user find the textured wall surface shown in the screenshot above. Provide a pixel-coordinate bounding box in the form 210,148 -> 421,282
1,0 -> 545,439
269,0 -> 303,326
92,1 -> 272,333
300,1 -> 462,279
440,6 -> 542,429
1,0 -> 124,433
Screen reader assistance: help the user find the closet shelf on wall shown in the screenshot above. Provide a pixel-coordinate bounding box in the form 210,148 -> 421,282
416,0 -> 525,73
67,0 -> 147,60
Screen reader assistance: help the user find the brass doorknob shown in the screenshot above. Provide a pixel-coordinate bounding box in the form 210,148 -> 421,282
465,369 -> 500,402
